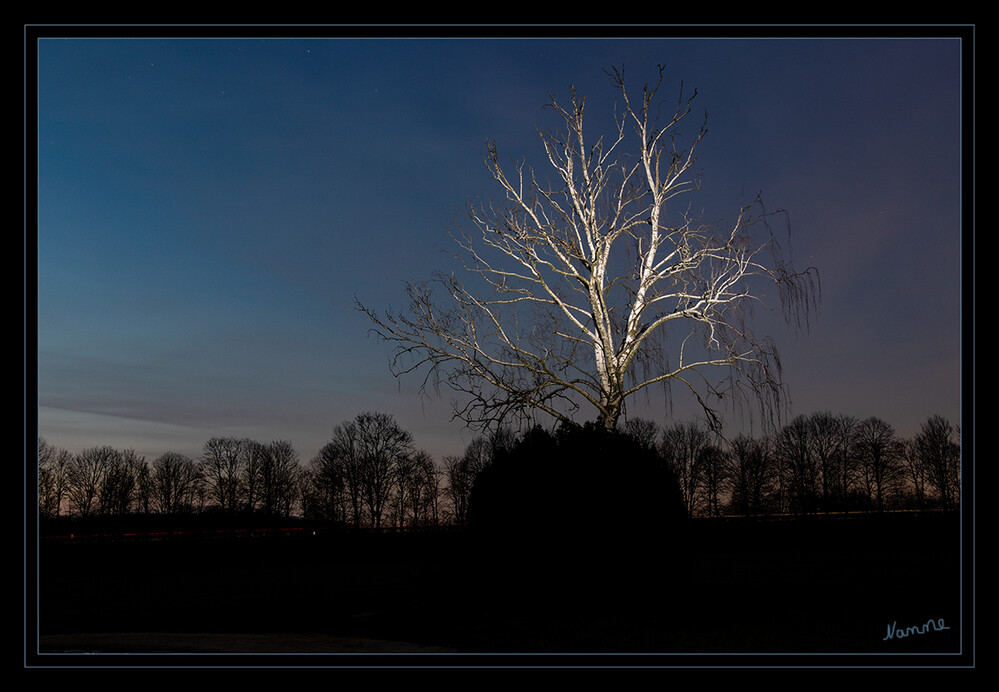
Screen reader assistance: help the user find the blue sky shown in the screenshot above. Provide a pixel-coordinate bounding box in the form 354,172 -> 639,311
31,29 -> 969,464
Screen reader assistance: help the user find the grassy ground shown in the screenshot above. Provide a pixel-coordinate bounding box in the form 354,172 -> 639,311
31,512 -> 967,665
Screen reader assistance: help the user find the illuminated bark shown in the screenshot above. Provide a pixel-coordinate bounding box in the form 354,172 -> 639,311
360,66 -> 818,434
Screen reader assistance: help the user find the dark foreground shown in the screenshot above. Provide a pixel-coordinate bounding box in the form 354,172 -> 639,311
30,512 -> 970,666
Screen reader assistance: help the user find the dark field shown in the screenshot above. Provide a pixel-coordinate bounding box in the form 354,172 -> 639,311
31,512 -> 969,666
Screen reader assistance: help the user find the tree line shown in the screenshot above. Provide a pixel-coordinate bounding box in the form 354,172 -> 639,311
621,411 -> 961,518
36,410 -> 499,529
36,410 -> 960,531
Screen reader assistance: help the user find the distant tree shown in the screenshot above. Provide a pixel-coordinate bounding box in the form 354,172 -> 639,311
394,449 -> 439,527
324,422 -> 367,526
258,440 -> 301,518
97,449 -> 147,516
725,434 -> 773,516
129,451 -> 153,515
318,412 -> 415,528
442,455 -> 471,526
359,65 -> 818,436
698,443 -> 728,517
914,415 -> 961,509
38,438 -> 71,518
199,437 -> 244,513
66,446 -> 119,517
151,452 -> 203,514
239,439 -> 269,514
807,411 -> 852,512
853,417 -> 903,512
768,443 -> 792,515
416,451 -> 444,526
659,421 -> 711,518
899,439 -> 929,509
621,418 -> 662,453
775,415 -> 820,514
829,414 -> 859,512
392,452 -> 416,527
357,413 -> 413,528
303,443 -> 351,525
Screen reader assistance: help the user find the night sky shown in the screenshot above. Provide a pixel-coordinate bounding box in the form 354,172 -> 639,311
31,29 -> 968,465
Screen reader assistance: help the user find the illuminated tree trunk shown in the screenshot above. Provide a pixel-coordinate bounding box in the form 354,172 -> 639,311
360,66 -> 818,434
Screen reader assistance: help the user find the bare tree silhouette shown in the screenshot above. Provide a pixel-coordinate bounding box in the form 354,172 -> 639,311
151,452 -> 202,515
854,417 -> 904,513
914,415 -> 961,509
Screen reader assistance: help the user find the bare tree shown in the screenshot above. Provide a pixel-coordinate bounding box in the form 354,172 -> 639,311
324,421 -> 367,527
359,65 -> 818,434
97,449 -> 149,516
775,415 -> 819,514
698,443 -> 728,517
899,439 -> 929,509
440,455 -> 467,525
394,449 -> 439,527
38,438 -> 72,518
808,411 -> 855,512
415,451 -> 443,526
621,417 -> 662,452
725,434 -> 773,516
303,442 -> 351,525
151,452 -> 203,514
257,440 -> 300,518
317,412 -> 415,528
66,446 -> 121,518
830,414 -> 859,511
913,415 -> 961,509
199,436 -> 244,513
239,438 -> 268,514
138,460 -> 155,514
357,413 -> 412,528
442,447 -> 484,527
660,420 -> 711,518
392,452 -> 417,527
854,417 -> 903,513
